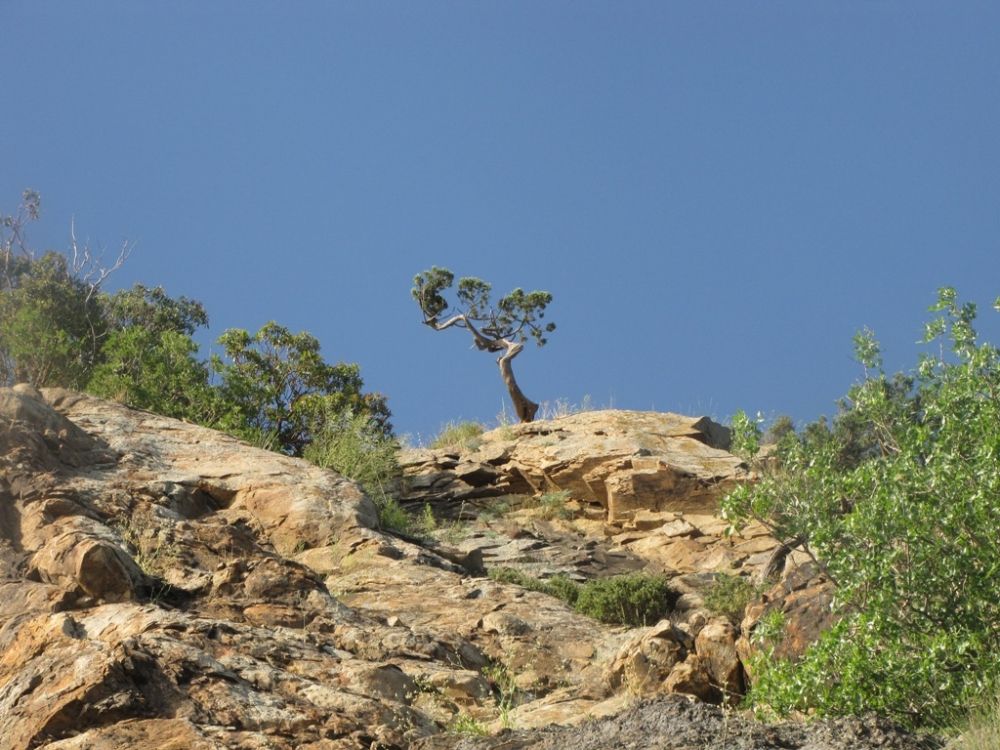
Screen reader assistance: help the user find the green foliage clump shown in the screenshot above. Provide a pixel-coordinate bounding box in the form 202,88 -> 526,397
212,322 -> 390,456
729,409 -> 763,461
0,192 -> 390,460
489,567 -> 580,605
574,573 -> 676,627
702,573 -> 761,623
430,420 -> 485,451
0,191 -> 108,388
723,288 -> 1000,728
489,568 -> 673,626
303,408 -> 407,533
88,284 -> 216,421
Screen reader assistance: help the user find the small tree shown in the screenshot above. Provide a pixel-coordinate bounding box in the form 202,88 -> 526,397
723,287 -> 1000,727
412,267 -> 555,422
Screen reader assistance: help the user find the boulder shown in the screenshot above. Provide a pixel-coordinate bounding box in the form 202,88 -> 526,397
604,620 -> 687,693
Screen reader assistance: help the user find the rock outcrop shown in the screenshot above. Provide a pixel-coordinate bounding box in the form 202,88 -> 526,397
0,390 -> 927,750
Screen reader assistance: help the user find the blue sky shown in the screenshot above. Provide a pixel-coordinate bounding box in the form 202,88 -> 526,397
3,2 -> 999,441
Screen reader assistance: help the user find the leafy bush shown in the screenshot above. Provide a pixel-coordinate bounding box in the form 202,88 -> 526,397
88,327 -> 217,421
723,288 -> 1000,728
430,420 -> 485,451
574,573 -> 676,627
212,322 -> 390,456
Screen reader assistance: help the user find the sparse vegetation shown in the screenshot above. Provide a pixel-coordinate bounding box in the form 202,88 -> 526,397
952,695 -> 1000,750
447,712 -> 490,737
535,489 -> 573,520
482,661 -> 518,729
430,420 -> 485,451
304,408 -> 408,533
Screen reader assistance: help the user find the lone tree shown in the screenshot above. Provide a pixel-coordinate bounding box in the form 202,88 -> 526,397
412,267 -> 555,423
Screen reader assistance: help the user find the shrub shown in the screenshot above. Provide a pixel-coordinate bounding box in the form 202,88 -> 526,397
489,567 -> 579,605
489,568 -> 673,626
543,574 -> 580,606
723,288 -> 1000,728
430,420 -> 485,451
702,573 -> 760,623
574,573 -> 676,627
304,409 -> 407,533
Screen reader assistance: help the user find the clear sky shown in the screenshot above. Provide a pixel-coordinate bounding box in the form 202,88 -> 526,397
3,2 -> 999,441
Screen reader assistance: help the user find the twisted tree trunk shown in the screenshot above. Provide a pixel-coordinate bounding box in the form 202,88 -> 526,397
423,313 -> 540,423
498,340 -> 538,423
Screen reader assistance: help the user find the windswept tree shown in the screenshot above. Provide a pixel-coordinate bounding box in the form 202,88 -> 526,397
412,267 -> 555,422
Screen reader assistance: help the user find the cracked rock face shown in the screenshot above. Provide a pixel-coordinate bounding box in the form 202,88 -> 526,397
0,390 -> 926,750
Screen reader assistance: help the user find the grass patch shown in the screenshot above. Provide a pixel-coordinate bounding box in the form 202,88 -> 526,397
535,490 -> 573,520
703,573 -> 763,623
303,410 -> 408,533
431,420 -> 486,451
489,566 -> 580,605
953,694 -> 1000,750
447,713 -> 490,736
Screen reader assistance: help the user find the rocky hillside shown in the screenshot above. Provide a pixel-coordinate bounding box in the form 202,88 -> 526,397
0,387 -> 934,749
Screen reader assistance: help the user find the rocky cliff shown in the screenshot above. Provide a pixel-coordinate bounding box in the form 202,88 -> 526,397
0,387 -> 928,750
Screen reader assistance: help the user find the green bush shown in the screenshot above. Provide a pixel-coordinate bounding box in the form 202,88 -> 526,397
212,322 -> 390,456
723,288 -> 1000,728
489,567 -> 579,605
489,568 -> 673,626
702,573 -> 760,623
574,573 -> 675,627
